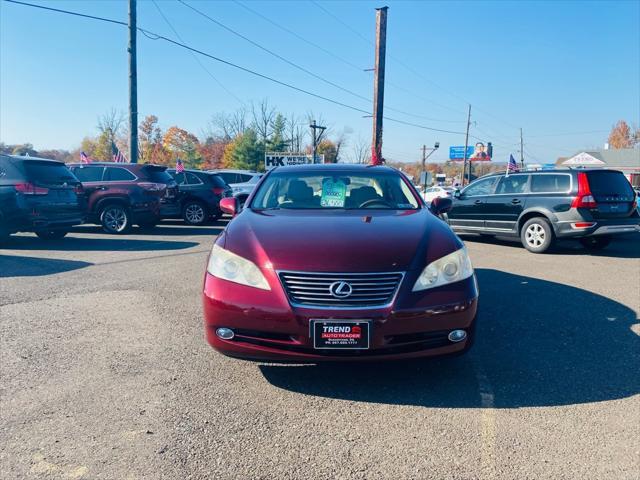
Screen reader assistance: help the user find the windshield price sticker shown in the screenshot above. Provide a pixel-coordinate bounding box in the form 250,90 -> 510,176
321,179 -> 347,207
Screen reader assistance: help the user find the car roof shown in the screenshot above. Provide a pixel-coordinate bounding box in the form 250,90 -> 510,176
168,168 -> 219,175
2,154 -> 64,165
67,162 -> 166,169
272,163 -> 396,173
477,168 -> 625,179
211,169 -> 259,174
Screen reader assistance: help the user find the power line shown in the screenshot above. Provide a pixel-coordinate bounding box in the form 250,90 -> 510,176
150,0 -> 244,105
236,0 -> 464,122
4,0 -> 468,136
311,0 -> 522,131
178,0 -> 460,124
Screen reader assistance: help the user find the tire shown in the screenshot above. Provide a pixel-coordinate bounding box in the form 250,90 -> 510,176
182,201 -> 207,225
520,217 -> 555,253
100,204 -> 131,234
36,230 -> 68,240
580,235 -> 612,250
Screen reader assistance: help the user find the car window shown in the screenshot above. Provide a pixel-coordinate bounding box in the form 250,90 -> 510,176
104,167 -> 136,181
208,174 -> 227,187
495,175 -> 529,194
185,172 -> 203,185
586,171 -> 634,196
252,171 -> 420,210
23,161 -> 77,185
462,177 -> 497,197
142,167 -> 172,183
72,166 -> 104,182
218,172 -> 238,184
530,174 -> 570,193
237,174 -> 254,183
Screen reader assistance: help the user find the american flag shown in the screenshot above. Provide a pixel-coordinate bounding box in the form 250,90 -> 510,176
80,151 -> 91,164
506,154 -> 519,176
176,159 -> 185,173
111,142 -> 127,163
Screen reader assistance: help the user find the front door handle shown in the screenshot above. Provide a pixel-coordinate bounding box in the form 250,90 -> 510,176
474,200 -> 483,205
511,199 -> 521,204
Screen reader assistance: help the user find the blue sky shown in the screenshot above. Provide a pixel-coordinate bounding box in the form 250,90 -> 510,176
1,0 -> 638,163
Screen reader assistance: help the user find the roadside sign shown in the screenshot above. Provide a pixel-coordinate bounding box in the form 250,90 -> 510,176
265,153 -> 325,170
449,146 -> 474,160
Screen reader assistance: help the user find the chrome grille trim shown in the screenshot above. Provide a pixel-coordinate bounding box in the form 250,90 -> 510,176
278,270 -> 405,309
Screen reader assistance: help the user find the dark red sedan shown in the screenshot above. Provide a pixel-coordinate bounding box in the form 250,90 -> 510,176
203,164 -> 478,362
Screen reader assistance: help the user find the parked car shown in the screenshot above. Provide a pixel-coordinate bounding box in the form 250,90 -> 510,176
210,169 -> 263,207
203,163 -> 476,362
423,186 -> 455,203
447,169 -> 640,253
0,155 -> 85,241
165,168 -> 232,225
67,162 -> 178,234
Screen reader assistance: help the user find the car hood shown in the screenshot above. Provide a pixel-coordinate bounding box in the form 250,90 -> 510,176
222,209 -> 461,272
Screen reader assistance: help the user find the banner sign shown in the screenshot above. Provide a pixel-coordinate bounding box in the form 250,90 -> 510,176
265,153 -> 324,170
449,146 -> 474,160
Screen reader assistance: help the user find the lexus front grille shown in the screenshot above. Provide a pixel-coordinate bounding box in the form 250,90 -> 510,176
278,271 -> 404,308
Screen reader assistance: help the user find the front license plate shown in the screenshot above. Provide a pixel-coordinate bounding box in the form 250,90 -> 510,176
311,320 -> 370,350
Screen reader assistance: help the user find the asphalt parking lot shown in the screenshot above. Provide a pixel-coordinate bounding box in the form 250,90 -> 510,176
1,222 -> 638,480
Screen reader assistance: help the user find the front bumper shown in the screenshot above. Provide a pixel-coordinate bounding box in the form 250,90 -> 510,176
203,273 -> 479,362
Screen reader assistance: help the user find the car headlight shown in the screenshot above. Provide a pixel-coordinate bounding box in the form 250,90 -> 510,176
412,247 -> 473,291
207,244 -> 270,290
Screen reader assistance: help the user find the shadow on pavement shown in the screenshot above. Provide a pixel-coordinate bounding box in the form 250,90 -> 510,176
259,268 -> 640,408
1,235 -> 198,252
460,232 -> 640,259
70,222 -> 226,237
0,255 -> 92,277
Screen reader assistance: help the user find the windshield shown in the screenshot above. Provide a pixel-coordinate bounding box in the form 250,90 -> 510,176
251,170 -> 420,210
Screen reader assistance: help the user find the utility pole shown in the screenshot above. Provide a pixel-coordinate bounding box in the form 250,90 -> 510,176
128,0 -> 138,164
520,128 -> 524,168
371,6 -> 388,165
309,120 -> 326,164
462,104 -> 471,185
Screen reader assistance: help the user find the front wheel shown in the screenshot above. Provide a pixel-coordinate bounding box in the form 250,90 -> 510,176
100,204 -> 131,234
520,217 -> 554,253
183,201 -> 207,225
580,235 -> 611,250
36,230 -> 68,240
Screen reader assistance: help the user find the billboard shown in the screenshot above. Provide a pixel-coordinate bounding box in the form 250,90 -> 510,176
449,143 -> 492,161
265,153 -> 325,170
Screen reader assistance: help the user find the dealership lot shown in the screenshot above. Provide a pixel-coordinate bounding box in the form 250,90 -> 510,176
1,224 -> 638,480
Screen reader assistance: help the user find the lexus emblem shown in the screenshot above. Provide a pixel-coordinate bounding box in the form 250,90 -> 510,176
329,281 -> 353,298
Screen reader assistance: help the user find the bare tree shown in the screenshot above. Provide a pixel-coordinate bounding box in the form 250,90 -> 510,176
97,108 -> 125,142
333,126 -> 352,163
352,136 -> 371,164
210,107 -> 248,140
251,100 -> 276,147
286,113 -> 306,153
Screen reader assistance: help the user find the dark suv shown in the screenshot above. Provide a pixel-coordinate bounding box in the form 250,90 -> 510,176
0,155 -> 84,240
165,169 -> 232,225
447,169 -> 639,253
68,162 -> 178,234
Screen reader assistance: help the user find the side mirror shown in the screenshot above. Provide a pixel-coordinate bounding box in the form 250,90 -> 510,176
219,197 -> 239,216
430,196 -> 453,215
454,189 -> 461,199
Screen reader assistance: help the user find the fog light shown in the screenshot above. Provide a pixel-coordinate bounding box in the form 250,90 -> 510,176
216,328 -> 235,340
448,329 -> 467,343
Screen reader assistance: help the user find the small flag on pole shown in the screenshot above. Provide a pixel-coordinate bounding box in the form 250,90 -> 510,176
176,159 -> 185,173
80,151 -> 91,164
111,142 -> 127,163
506,154 -> 519,176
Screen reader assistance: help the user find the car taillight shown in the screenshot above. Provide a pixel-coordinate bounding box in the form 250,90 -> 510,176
571,172 -> 597,209
15,182 -> 49,195
138,182 -> 165,192
212,187 -> 225,195
571,222 -> 597,229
